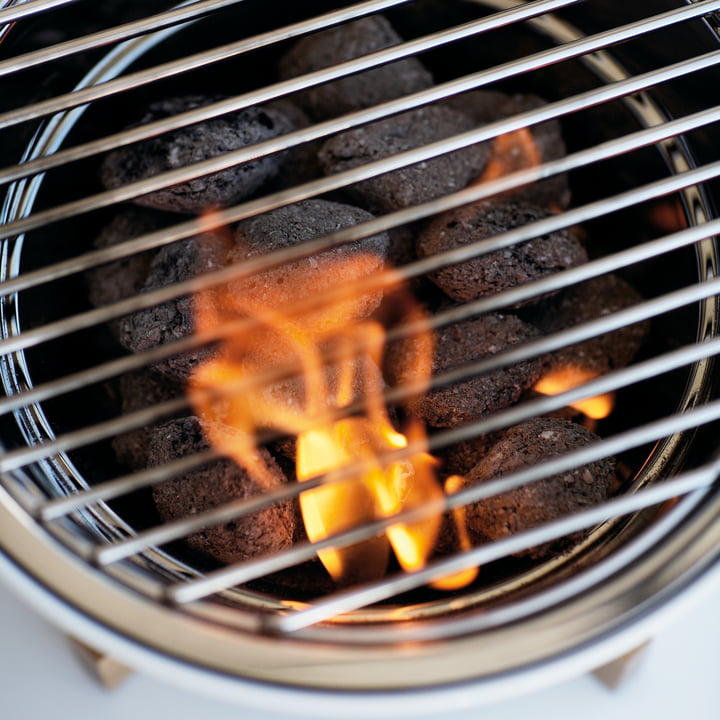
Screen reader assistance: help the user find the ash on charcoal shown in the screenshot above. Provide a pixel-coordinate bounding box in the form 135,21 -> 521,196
101,96 -> 294,214
318,104 -> 490,214
416,199 -> 587,306
278,15 -> 433,120
118,199 -> 389,379
117,230 -> 229,380
150,416 -> 297,564
86,207 -> 174,341
386,312 -> 543,427
536,273 -> 650,373
227,198 -> 389,340
445,89 -> 571,209
462,417 -> 615,560
111,369 -> 185,470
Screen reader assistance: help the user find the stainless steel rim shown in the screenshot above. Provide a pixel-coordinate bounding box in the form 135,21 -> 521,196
0,0 -> 719,694
0,464 -> 718,694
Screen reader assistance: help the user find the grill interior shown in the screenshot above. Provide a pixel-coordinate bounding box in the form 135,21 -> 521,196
1,0 -> 720,696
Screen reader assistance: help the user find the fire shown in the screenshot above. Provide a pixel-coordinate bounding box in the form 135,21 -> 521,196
474,129 -> 614,424
430,475 -> 479,591
533,365 -> 615,421
294,411 -> 444,584
478,127 -> 542,184
189,249 -> 473,589
295,421 -> 391,584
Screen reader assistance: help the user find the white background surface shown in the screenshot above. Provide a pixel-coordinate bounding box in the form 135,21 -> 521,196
0,574 -> 718,720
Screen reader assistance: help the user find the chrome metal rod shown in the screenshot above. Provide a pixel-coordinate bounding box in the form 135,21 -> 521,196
384,277 -> 720,407
0,141 -> 715,418
0,199 -> 718,430
0,197 -> 703,415
3,40 -> 720,288
22,271 -> 720,524
84,334 -> 720,568
0,0 -> 76,27
0,0 -> 713,240
91,478 -> 314,567
37,447 -> 220,521
0,0 -> 389,78
269,461 -> 720,632
0,0 -> 595,190
3,101 -> 720,363
0,0 -> 578,130
167,430 -> 720,607
0,394 -> 189,474
2,262 -> 720,478
278,489 -> 712,643
60,382 -> 720,570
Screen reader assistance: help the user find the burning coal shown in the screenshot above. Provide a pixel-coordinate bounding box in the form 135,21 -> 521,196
187,240 -> 475,587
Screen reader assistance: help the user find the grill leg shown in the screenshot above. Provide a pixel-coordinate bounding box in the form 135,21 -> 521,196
592,641 -> 652,689
69,637 -> 134,690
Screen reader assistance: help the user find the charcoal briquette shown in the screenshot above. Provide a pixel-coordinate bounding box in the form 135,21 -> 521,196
386,312 -> 543,428
417,200 -> 587,306
446,90 -> 571,209
278,15 -> 433,120
536,273 -> 650,374
101,96 -> 294,214
150,416 -> 296,564
462,417 -> 616,559
318,105 -> 490,214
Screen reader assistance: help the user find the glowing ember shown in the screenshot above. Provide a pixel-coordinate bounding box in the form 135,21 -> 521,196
534,365 -> 615,420
648,197 -> 688,233
476,127 -> 542,186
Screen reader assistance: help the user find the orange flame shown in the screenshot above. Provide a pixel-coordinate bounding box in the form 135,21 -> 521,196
188,249 -> 476,589
476,127 -> 542,187
533,365 -> 615,420
295,419 -> 392,584
430,475 -> 479,590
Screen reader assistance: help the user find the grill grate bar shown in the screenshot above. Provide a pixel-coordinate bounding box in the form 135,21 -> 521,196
4,199 -> 720,444
4,42 -> 720,295
37,448 -> 222,521
0,0 -> 578,131
25,266 -> 720,522
0,0 -> 262,78
384,278 -> 720,407
165,422 -> 720,607
0,148 -> 716,376
0,0 -> 421,187
0,0 -> 719,680
0,187 -> 717,473
0,0 -> 77,27
1,0 -> 716,241
76,328 -> 720,568
269,463 -> 720,632
0,392 -> 186,473
4,105 -> 720,361
393,493 -> 717,645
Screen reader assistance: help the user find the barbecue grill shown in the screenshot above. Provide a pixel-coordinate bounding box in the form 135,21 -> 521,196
1,0 -> 719,714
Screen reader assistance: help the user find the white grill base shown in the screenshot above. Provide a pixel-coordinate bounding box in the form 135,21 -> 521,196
1,576 -> 718,720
